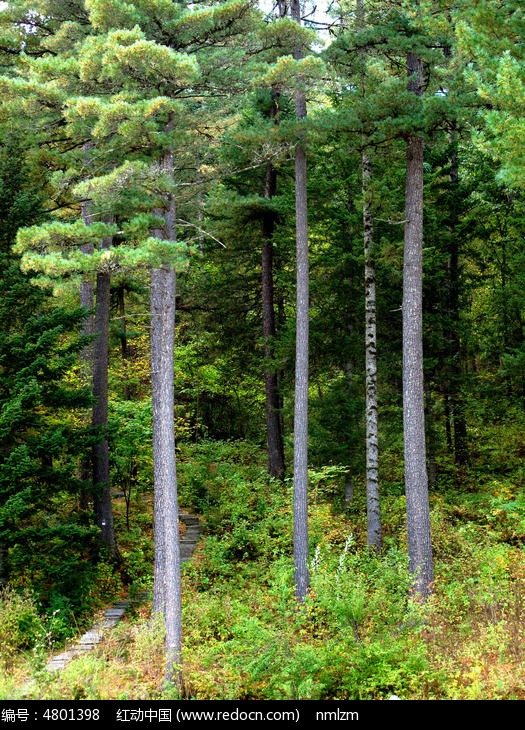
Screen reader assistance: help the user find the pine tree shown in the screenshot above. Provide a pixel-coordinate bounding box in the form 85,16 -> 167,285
457,0 -> 525,188
0,0 -> 121,553
57,0 -> 260,685
0,136 -> 96,610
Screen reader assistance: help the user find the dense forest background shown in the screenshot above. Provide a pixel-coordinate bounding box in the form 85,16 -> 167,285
0,0 -> 524,700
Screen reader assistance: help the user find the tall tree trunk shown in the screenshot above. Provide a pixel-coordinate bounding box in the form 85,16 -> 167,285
356,0 -> 381,548
79,196 -> 95,514
262,97 -> 285,480
446,138 -> 469,468
150,263 -> 181,686
362,153 -> 381,550
291,0 -> 309,604
92,227 -> 116,554
79,224 -> 94,383
80,145 -> 95,385
79,143 -> 115,552
403,51 -> 434,600
79,142 -> 95,514
150,133 -> 182,687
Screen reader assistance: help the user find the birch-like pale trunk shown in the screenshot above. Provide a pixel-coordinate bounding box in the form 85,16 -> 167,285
362,153 -> 381,550
357,0 -> 381,552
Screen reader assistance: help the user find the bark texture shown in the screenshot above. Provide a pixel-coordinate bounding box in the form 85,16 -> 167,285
79,196 -> 94,512
150,262 -> 181,684
363,153 -> 381,550
262,149 -> 285,480
403,52 -> 434,600
150,135 -> 182,686
291,0 -> 309,603
81,179 -> 115,552
92,229 -> 115,553
446,141 -> 469,468
79,148 -> 95,384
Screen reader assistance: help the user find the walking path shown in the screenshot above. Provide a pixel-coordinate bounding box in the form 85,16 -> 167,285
44,511 -> 202,673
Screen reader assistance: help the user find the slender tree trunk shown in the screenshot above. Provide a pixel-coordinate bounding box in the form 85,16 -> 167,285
79,233 -> 94,382
291,0 -> 309,604
403,51 -> 434,600
444,395 -> 453,453
356,0 -> 381,548
79,197 -> 95,514
262,127 -> 285,479
79,144 -> 115,552
442,42 -> 468,466
262,237 -> 285,479
116,286 -> 132,402
362,153 -> 381,550
80,146 -> 95,384
425,382 -> 438,488
446,140 -> 469,468
92,227 -> 116,553
150,133 -> 182,687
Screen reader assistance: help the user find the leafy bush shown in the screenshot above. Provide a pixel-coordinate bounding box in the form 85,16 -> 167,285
7,523 -> 102,623
0,586 -> 43,668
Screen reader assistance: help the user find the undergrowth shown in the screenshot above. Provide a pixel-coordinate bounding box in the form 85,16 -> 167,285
2,437 -> 525,700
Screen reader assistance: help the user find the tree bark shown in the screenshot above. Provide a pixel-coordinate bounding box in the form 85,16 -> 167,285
262,118 -> 285,480
92,227 -> 116,554
446,140 -> 469,468
116,285 -> 133,402
403,51 -> 434,600
291,0 -> 309,604
79,196 -> 95,514
363,153 -> 381,550
150,263 -> 181,685
356,0 -> 381,549
80,171 -> 116,552
79,243 -> 94,383
149,134 -> 182,687
79,148 -> 95,385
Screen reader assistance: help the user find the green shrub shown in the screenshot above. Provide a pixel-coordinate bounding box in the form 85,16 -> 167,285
6,522 -> 101,618
0,586 -> 43,668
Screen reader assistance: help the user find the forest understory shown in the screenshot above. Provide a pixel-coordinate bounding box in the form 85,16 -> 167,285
2,425 -> 525,701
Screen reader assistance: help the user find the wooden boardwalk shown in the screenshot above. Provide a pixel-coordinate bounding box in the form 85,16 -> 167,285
44,511 -> 202,673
